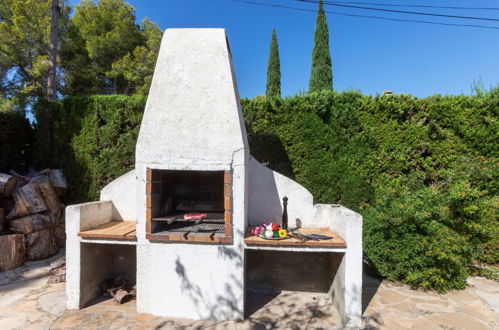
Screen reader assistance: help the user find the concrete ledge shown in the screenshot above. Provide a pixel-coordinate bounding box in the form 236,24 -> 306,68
79,238 -> 137,246
309,204 -> 363,328
244,245 -> 347,253
66,200 -> 114,310
66,200 -> 113,233
145,233 -> 233,244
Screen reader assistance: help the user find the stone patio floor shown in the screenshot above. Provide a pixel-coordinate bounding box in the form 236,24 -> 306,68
0,251 -> 497,329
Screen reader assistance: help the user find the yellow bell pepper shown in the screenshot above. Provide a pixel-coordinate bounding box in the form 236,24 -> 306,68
278,229 -> 287,238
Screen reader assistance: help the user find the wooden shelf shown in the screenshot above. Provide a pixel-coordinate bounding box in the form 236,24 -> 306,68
244,227 -> 346,248
78,221 -> 136,241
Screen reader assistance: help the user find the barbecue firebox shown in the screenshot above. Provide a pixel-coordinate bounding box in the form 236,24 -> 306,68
66,28 -> 363,328
146,169 -> 232,241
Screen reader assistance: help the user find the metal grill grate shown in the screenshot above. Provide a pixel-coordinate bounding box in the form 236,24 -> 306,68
153,212 -> 224,224
155,222 -> 226,236
167,223 -> 225,233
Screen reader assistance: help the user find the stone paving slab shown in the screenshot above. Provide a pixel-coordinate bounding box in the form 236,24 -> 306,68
362,275 -> 498,330
0,253 -> 497,329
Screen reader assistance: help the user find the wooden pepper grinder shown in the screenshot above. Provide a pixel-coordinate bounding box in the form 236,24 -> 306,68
282,196 -> 288,230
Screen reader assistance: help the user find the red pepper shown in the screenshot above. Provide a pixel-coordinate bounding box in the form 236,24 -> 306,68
272,224 -> 279,231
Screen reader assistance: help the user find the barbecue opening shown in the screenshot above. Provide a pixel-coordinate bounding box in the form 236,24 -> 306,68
148,169 -> 231,240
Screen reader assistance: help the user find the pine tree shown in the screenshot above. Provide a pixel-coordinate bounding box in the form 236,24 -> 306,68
266,28 -> 281,97
309,0 -> 332,93
47,0 -> 60,100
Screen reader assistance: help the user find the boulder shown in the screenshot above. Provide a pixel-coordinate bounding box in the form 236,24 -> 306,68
25,229 -> 58,261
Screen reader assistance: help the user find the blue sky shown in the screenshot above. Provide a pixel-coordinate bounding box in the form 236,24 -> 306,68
75,0 -> 499,98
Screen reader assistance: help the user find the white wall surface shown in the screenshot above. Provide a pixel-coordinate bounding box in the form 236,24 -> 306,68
311,204 -> 363,328
136,28 -> 248,166
137,242 -> 244,320
66,201 -> 113,309
248,156 -> 313,227
135,28 -> 248,321
100,170 -> 137,221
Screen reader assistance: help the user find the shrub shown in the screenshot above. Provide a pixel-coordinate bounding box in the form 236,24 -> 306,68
34,88 -> 498,292
0,110 -> 33,172
243,88 -> 498,292
35,95 -> 145,202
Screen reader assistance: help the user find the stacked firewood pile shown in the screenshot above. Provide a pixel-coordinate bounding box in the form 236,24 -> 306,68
102,276 -> 137,304
0,169 -> 67,271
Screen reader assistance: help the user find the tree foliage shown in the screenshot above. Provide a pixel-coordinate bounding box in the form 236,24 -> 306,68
108,18 -> 162,95
34,95 -> 145,201
61,0 -> 162,95
266,28 -> 281,97
0,109 -> 33,172
309,0 -> 332,93
0,0 -> 70,111
0,0 -> 162,111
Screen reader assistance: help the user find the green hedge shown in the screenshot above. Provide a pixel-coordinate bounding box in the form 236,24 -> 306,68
242,90 -> 498,292
34,89 -> 498,292
0,110 -> 33,173
34,95 -> 145,202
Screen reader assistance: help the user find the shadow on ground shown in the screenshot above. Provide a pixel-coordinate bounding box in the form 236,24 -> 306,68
244,289 -> 336,329
361,272 -> 383,329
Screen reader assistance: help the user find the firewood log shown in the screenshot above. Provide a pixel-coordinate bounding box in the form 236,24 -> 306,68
0,234 -> 25,271
40,169 -> 67,196
112,289 -> 132,304
9,213 -> 53,234
8,170 -> 29,187
102,276 -> 135,304
24,228 -> 58,261
7,182 -> 48,219
0,173 -> 17,197
8,170 -> 31,181
31,175 -> 62,215
0,199 -> 14,219
0,208 -> 5,232
53,224 -> 66,248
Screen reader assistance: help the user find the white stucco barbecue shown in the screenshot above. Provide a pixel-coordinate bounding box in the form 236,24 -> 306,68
66,28 -> 363,328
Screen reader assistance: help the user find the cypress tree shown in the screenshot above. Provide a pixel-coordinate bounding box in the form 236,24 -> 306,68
266,28 -> 281,97
309,0 -> 332,92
